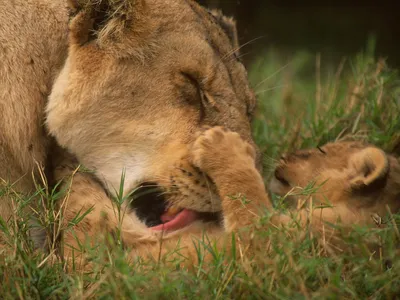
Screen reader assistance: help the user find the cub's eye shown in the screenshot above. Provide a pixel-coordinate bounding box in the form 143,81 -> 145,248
317,146 -> 326,154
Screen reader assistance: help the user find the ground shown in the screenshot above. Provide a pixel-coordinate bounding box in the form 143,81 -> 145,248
1,42 -> 399,299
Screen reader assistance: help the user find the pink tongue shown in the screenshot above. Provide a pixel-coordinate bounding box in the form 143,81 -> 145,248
151,209 -> 198,232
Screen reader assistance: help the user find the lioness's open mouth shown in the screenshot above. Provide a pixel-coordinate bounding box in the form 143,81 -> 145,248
130,182 -> 220,232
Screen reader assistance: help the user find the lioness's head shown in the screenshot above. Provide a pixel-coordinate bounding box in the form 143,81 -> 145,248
270,141 -> 400,217
46,0 -> 258,230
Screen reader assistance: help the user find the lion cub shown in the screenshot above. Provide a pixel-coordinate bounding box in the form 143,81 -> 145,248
270,141 -> 400,231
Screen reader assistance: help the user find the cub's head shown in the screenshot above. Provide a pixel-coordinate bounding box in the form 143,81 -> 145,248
270,141 -> 400,217
46,0 -> 258,230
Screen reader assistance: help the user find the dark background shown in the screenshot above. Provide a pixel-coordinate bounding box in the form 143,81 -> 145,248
198,0 -> 400,68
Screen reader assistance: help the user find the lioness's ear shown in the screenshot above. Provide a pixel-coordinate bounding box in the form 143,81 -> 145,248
67,0 -> 151,56
209,10 -> 239,51
349,147 -> 389,190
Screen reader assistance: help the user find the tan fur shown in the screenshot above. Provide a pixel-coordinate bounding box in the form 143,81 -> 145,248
1,0 -> 260,252
0,0 -> 69,221
270,141 -> 400,231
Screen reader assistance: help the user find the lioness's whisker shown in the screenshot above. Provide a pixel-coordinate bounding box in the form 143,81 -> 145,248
254,62 -> 291,88
222,35 -> 266,61
201,35 -> 265,85
255,85 -> 288,96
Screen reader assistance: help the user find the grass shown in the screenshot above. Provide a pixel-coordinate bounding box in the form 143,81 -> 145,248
1,43 -> 400,299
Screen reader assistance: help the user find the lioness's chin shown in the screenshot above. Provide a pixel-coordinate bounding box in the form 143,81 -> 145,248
130,182 -> 221,233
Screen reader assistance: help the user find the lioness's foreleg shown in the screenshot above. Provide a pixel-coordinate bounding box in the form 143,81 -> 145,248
131,127 -> 273,264
191,127 -> 272,231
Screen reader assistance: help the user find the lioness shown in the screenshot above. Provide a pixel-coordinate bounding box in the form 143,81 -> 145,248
0,0 -> 269,252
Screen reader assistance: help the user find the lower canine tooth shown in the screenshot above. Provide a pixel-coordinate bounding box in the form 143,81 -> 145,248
166,206 -> 180,215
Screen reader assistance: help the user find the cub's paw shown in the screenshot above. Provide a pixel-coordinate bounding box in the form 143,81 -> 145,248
191,126 -> 256,177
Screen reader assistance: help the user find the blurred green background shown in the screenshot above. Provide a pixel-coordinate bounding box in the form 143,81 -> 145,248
199,0 -> 399,68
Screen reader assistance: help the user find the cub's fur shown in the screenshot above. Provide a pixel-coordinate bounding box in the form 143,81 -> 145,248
1,0 -> 262,250
270,141 -> 400,231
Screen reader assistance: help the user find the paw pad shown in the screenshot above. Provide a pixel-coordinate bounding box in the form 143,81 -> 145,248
191,127 -> 257,176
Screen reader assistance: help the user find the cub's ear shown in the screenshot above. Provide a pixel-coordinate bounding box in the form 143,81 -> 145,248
349,147 -> 389,191
209,10 -> 239,51
67,0 -> 151,56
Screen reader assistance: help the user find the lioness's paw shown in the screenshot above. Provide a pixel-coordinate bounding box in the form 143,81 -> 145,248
191,126 -> 256,176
